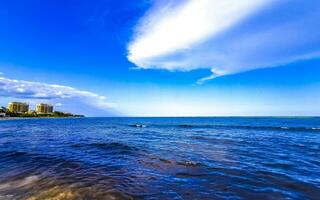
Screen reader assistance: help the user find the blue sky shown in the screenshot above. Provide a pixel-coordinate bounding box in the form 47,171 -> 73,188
0,0 -> 320,116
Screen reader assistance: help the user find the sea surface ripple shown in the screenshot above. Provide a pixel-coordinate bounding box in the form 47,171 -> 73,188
0,117 -> 320,199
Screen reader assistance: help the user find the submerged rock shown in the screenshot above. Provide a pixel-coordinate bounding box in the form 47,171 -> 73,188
26,186 -> 76,200
25,186 -> 134,200
104,189 -> 134,200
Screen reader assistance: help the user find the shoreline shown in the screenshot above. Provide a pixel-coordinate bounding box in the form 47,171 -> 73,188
0,116 -> 84,120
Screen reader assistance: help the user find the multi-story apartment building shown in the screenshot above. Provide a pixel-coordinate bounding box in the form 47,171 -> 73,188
36,103 -> 53,114
7,102 -> 29,113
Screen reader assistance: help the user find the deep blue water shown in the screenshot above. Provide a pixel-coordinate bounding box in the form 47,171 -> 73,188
0,117 -> 320,199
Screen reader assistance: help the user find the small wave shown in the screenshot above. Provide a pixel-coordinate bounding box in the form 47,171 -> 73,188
178,124 -> 194,128
141,156 -> 204,171
172,124 -> 320,132
177,124 -> 213,129
72,142 -> 140,155
0,151 -> 28,159
158,158 -> 203,167
91,142 -> 138,151
190,136 -> 238,145
159,158 -> 173,164
0,150 -> 81,171
236,125 -> 320,132
175,172 -> 207,177
177,160 -> 203,167
281,127 -> 289,129
190,136 -> 205,140
129,124 -> 147,128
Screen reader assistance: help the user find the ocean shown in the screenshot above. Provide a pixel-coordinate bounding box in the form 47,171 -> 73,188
0,117 -> 319,199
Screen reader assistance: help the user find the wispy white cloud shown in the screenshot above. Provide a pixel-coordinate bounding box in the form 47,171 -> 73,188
128,0 -> 320,83
0,75 -> 115,110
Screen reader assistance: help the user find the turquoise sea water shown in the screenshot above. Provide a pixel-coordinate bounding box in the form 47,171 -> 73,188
0,117 -> 320,199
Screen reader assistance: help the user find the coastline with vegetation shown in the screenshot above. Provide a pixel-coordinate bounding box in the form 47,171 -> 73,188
2,111 -> 84,118
0,103 -> 84,119
0,111 -> 85,120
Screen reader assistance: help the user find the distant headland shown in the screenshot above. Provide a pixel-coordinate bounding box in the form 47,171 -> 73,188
0,102 -> 84,118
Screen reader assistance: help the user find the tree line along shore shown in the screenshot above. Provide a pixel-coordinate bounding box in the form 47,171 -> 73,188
0,104 -> 84,118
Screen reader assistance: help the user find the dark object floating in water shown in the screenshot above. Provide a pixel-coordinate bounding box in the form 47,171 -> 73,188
129,124 -> 147,128
178,124 -> 194,128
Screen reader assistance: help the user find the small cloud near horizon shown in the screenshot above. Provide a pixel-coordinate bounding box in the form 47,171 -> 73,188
0,74 -> 116,114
